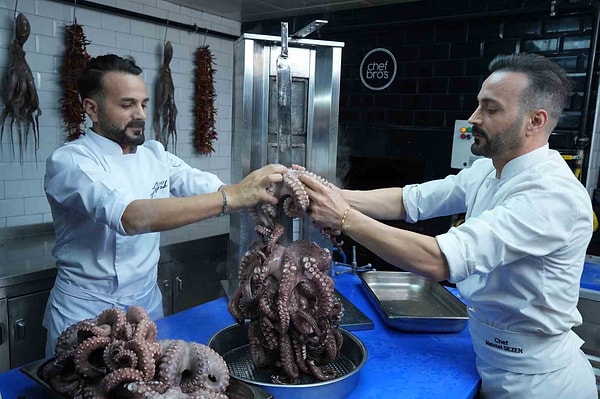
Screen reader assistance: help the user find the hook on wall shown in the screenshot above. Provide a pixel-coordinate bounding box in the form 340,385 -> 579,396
163,19 -> 169,43
72,0 -> 78,23
191,23 -> 208,47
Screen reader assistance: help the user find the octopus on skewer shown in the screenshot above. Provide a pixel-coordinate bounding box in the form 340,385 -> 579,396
228,168 -> 345,384
0,12 -> 42,159
40,306 -> 229,398
153,41 -> 178,152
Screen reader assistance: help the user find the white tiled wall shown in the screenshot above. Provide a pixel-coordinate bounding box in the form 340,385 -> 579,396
0,0 -> 239,239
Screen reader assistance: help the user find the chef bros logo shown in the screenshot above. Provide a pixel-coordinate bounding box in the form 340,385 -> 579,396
360,48 -> 397,91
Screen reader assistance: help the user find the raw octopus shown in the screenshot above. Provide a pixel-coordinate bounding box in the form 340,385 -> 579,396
0,12 -> 42,159
40,306 -> 229,398
228,168 -> 345,383
153,41 -> 178,151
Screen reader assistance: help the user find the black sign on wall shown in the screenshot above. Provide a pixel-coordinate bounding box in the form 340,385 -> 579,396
359,48 -> 397,91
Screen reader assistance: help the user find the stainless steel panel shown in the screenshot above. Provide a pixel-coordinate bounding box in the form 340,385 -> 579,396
8,290 -> 50,368
157,260 -> 173,316
360,271 -> 468,333
0,298 -> 9,372
574,289 -> 600,355
170,234 -> 228,313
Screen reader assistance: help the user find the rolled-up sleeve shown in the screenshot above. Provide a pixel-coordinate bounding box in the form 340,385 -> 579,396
436,182 -> 578,283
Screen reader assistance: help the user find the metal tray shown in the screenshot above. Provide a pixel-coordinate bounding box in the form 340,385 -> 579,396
359,271 -> 468,333
21,357 -> 273,399
208,323 -> 367,399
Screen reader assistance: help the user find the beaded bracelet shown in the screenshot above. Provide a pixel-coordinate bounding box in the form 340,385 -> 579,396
340,206 -> 352,233
218,186 -> 228,216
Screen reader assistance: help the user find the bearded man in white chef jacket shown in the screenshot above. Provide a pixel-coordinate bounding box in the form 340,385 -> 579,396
300,52 -> 598,398
43,54 -> 287,357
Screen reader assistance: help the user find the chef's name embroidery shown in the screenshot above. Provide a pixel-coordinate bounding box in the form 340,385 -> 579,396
485,337 -> 523,354
150,180 -> 168,198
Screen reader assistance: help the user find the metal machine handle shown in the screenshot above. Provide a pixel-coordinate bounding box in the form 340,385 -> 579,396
176,276 -> 183,291
14,319 -> 26,341
162,279 -> 170,291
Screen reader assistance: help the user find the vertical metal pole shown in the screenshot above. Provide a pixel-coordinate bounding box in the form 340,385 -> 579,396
276,22 -> 293,244
276,22 -> 292,166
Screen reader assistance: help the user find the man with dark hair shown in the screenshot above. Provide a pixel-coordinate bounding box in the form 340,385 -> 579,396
301,53 -> 598,398
43,54 -> 287,356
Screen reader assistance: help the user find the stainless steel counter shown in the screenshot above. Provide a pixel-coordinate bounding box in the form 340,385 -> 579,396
0,225 -> 57,298
0,218 -> 230,299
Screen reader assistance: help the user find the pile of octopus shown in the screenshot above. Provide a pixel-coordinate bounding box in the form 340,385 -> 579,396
39,168 -> 346,398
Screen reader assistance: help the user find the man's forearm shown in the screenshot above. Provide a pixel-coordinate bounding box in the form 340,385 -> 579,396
341,207 -> 449,281
343,187 -> 406,220
121,191 -> 225,234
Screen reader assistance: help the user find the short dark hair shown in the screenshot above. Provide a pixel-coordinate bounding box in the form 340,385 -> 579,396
77,54 -> 143,101
488,53 -> 572,128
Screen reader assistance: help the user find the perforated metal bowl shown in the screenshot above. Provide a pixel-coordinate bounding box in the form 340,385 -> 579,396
208,323 -> 367,399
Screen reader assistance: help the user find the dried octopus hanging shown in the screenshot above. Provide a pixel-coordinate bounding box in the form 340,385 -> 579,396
60,20 -> 91,142
154,41 -> 178,151
0,12 -> 42,159
193,45 -> 218,155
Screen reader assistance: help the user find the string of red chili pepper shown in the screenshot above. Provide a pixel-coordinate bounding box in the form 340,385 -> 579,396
60,22 -> 90,142
193,46 -> 218,155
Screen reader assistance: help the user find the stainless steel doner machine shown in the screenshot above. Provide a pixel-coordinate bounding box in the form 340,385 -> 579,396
225,22 -> 344,295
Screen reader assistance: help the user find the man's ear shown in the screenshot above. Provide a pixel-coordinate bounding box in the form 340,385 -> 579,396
82,98 -> 99,123
526,109 -> 548,135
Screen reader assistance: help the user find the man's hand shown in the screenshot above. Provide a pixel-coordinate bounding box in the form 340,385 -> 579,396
227,164 -> 288,210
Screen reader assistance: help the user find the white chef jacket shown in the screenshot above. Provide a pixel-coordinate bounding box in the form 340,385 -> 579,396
403,145 -> 597,398
43,129 -> 223,355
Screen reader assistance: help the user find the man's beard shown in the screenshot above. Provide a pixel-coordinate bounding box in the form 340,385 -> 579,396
97,109 -> 145,147
471,118 -> 522,158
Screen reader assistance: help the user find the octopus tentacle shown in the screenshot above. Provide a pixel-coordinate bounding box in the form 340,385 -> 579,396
132,317 -> 158,343
279,333 -> 299,382
103,340 -> 137,371
124,339 -> 155,380
75,336 -> 111,378
248,320 -> 270,368
260,315 -> 279,351
276,254 -> 297,335
126,306 -> 149,324
307,359 -> 337,381
100,367 -> 145,393
97,308 -> 126,339
190,342 -> 229,393
41,356 -> 84,397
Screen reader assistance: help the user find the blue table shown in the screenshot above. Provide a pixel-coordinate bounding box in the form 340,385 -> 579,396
0,270 -> 480,399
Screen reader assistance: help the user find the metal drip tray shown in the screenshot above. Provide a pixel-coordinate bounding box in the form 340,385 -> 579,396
360,271 -> 468,333
208,323 -> 367,399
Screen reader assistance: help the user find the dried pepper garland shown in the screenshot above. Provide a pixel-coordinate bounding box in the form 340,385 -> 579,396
60,21 -> 90,142
193,46 -> 218,155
